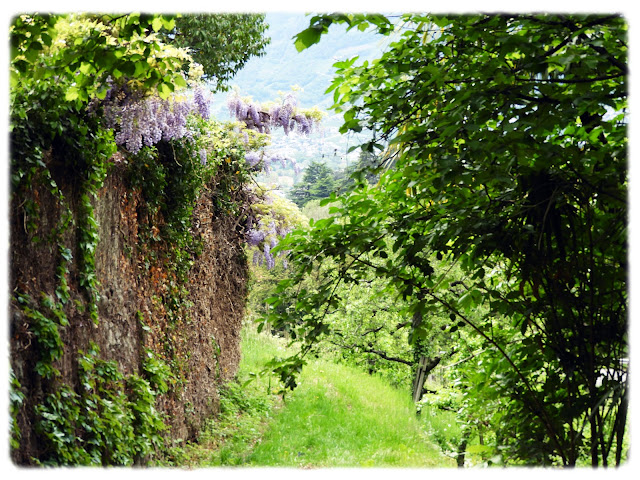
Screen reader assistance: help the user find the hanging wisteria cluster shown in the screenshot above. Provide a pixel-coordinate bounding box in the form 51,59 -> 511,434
100,80 -> 211,154
227,91 -> 324,173
227,91 -> 319,136
245,218 -> 293,270
244,150 -> 262,168
230,92 -> 324,269
192,87 -> 211,120
243,188 -> 305,270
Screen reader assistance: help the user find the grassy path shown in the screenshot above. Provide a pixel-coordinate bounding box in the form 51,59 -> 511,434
170,328 -> 455,468
248,359 -> 454,467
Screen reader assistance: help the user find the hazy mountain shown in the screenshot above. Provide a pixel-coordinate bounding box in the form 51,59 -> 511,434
208,12 -> 388,189
211,13 -> 386,111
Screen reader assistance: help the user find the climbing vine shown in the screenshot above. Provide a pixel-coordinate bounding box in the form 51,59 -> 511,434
34,343 -> 170,466
9,12 -> 316,466
8,13 -> 237,464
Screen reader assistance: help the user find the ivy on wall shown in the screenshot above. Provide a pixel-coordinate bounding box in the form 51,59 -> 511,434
9,13 -> 255,465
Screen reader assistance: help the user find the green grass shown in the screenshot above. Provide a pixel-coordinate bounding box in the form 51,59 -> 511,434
168,326 -> 455,468
247,359 -> 454,467
419,405 -> 463,460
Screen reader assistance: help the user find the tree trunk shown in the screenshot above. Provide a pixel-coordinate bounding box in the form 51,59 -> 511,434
457,430 -> 470,468
411,355 -> 441,402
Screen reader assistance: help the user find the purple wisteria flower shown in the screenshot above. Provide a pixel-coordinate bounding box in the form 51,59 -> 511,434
246,228 -> 266,247
199,149 -> 208,165
263,243 -> 275,270
247,103 -> 262,129
227,91 -> 318,138
245,151 -> 261,167
103,84 -> 212,154
193,87 -> 210,119
244,208 -> 296,270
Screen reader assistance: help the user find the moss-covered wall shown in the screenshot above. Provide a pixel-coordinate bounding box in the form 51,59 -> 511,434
10,158 -> 248,465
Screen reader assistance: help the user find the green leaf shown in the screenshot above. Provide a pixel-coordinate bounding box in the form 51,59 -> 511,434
173,75 -> 187,88
133,61 -> 149,78
293,27 -> 323,52
40,32 -> 52,47
65,87 -> 79,101
152,17 -> 164,32
467,444 -> 492,455
157,82 -> 173,99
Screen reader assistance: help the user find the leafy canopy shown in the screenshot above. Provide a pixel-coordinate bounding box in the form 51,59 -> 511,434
10,13 -> 183,104
162,14 -> 270,92
265,13 -> 627,467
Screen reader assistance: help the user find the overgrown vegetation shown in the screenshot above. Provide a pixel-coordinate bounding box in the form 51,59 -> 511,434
9,13 -> 264,465
164,326 -> 454,468
34,344 -> 170,466
260,13 -> 628,467
10,14 -> 173,463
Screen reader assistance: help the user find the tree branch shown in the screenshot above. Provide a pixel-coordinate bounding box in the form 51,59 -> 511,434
329,340 -> 414,366
515,72 -> 624,84
343,252 -> 568,463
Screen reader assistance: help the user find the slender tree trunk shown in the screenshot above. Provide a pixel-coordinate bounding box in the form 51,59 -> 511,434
590,414 -> 599,467
596,410 -> 608,467
615,388 -> 628,466
457,433 -> 469,468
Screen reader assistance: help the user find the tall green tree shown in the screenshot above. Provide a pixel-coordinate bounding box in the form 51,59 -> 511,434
264,13 -> 628,466
162,14 -> 269,91
289,161 -> 336,207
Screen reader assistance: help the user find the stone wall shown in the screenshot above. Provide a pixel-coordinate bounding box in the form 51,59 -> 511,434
9,162 -> 248,464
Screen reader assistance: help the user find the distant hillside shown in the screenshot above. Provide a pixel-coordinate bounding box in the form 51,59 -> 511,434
211,13 -> 386,110
209,13 -> 388,189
